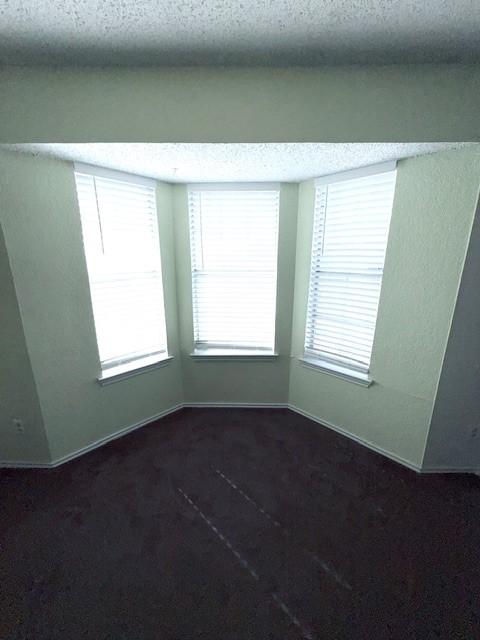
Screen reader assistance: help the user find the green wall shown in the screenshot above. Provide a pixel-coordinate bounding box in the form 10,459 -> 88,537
0,150 -> 184,462
423,189 -> 480,471
2,144 -> 480,470
1,65 -> 480,142
289,147 -> 480,468
0,221 -> 50,463
173,183 -> 298,404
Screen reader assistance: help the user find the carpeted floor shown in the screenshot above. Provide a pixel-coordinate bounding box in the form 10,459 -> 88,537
1,408 -> 479,639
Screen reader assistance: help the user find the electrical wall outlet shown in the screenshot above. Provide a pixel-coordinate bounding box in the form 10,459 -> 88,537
12,418 -> 25,434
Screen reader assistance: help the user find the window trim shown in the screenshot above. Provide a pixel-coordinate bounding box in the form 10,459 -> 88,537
190,350 -> 278,361
97,353 -> 173,386
75,163 -> 170,377
304,161 -> 397,383
299,355 -> 372,387
188,182 -> 280,356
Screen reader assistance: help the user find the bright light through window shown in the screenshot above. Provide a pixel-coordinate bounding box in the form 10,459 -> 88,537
305,162 -> 397,374
75,164 -> 168,372
188,185 -> 280,354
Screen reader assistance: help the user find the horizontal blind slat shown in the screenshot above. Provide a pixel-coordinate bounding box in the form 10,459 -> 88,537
305,169 -> 396,370
189,188 -> 279,350
75,170 -> 168,367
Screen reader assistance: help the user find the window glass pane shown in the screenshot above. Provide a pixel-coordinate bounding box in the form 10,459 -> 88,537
305,167 -> 396,372
75,170 -> 168,369
189,187 -> 280,352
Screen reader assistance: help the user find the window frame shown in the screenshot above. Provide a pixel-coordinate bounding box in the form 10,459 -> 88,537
187,182 -> 281,358
301,161 -> 397,386
74,162 -> 171,383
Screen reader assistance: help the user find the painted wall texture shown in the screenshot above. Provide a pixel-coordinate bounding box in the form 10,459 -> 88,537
1,65 -> 480,143
423,192 -> 480,471
172,183 -> 298,404
0,221 -> 50,463
0,151 -> 184,462
289,147 -> 480,469
1,144 -> 480,469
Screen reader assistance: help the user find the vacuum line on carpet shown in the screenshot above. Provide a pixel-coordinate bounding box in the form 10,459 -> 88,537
213,467 -> 352,591
311,555 -> 352,591
272,593 -> 314,640
177,487 -> 259,581
177,487 -> 315,640
213,467 -> 286,532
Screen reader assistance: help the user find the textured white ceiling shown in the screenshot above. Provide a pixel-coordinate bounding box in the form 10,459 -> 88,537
2,143 -> 473,183
0,1 -> 479,66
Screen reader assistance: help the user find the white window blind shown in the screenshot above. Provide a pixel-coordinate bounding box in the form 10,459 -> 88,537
74,164 -> 168,372
305,162 -> 397,374
188,185 -> 280,353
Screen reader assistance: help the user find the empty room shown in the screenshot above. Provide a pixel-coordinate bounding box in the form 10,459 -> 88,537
1,2 -> 480,639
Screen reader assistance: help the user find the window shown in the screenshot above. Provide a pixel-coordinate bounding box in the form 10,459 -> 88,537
188,184 -> 280,355
74,164 -> 168,378
304,162 -> 397,382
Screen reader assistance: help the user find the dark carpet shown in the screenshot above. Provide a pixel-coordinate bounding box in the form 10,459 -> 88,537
1,408 -> 479,639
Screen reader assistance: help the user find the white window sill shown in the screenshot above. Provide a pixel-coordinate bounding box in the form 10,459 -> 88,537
98,354 -> 173,386
299,356 -> 372,387
190,349 -> 278,362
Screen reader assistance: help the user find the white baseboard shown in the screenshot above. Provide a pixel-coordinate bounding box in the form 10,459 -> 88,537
0,459 -> 52,469
420,466 -> 480,474
288,406 -> 480,474
0,403 -> 287,469
288,404 -> 422,473
50,403 -> 185,468
3,402 -> 476,475
184,402 -> 288,409
0,403 -> 184,470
